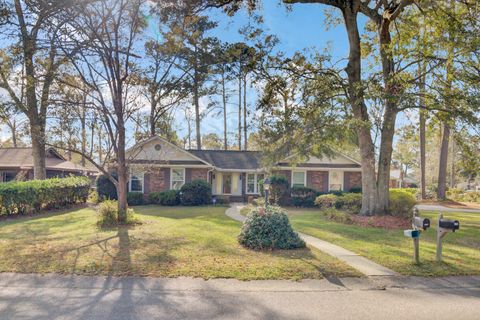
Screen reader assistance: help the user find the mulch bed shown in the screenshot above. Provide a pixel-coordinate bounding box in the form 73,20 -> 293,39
350,215 -> 411,230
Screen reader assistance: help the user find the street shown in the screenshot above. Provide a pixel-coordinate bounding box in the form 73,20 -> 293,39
0,273 -> 479,320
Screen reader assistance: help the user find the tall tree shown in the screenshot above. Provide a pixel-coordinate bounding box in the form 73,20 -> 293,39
0,0 -> 72,179
59,0 -> 146,221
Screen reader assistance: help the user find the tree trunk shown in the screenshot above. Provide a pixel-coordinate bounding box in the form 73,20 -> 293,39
419,75 -> 427,199
238,68 -> 242,151
8,120 -> 17,148
450,137 -> 456,187
243,75 -> 247,151
193,77 -> 201,149
116,110 -> 128,222
222,72 -> 228,150
438,123 -> 450,199
80,100 -> 87,167
150,98 -> 157,137
375,17 -> 398,214
342,8 -> 378,215
30,120 -> 46,180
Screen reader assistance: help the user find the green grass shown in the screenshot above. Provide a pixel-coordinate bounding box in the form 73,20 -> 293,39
0,205 -> 359,280
288,208 -> 480,276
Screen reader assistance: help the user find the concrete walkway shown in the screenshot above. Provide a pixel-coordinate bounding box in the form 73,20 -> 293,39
1,273 -> 479,320
416,204 -> 480,213
226,204 -> 398,277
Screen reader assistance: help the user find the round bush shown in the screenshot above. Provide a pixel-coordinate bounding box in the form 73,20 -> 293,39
315,194 -> 337,208
180,179 -> 212,206
127,192 -> 144,206
336,193 -> 362,213
238,206 -> 305,250
389,189 -> 416,218
96,174 -> 117,200
290,186 -> 317,207
149,190 -> 180,206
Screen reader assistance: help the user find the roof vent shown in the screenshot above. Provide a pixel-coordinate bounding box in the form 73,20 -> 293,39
154,144 -> 162,151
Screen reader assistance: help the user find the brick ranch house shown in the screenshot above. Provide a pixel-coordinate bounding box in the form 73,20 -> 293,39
0,147 -> 97,182
125,136 -> 362,202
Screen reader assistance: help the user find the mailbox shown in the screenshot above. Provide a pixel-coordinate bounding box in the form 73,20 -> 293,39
413,217 -> 430,230
404,229 -> 420,238
439,219 -> 460,232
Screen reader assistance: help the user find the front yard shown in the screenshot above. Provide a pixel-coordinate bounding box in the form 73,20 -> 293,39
288,208 -> 480,276
0,205 -> 359,280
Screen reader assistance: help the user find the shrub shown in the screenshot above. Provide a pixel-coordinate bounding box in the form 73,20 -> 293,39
180,179 -> 212,206
290,186 -> 317,207
336,193 -> 362,213
149,190 -> 180,206
0,176 -> 90,215
127,192 -> 144,206
348,187 -> 362,193
88,189 -> 100,204
238,206 -> 305,250
389,189 -> 416,218
96,200 -> 138,228
96,174 -> 117,200
315,194 -> 337,208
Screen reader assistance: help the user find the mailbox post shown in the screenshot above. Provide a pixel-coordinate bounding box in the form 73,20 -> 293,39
404,208 -> 430,264
436,213 -> 460,262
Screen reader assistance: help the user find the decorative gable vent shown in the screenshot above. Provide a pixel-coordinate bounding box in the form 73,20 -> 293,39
154,144 -> 162,151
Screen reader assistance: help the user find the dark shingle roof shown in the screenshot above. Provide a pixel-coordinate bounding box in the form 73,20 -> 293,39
188,150 -> 263,170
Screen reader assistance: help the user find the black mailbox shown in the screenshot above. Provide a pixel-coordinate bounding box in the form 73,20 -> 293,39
439,219 -> 460,232
414,217 -> 430,230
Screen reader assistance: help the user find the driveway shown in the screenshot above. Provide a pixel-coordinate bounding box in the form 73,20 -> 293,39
416,204 -> 480,213
0,273 -> 479,320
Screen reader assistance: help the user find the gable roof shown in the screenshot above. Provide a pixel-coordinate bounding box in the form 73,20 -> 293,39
188,150 -> 263,170
126,136 -> 211,166
0,147 -> 96,172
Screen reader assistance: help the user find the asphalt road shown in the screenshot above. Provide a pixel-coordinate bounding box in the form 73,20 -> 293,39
0,274 -> 479,320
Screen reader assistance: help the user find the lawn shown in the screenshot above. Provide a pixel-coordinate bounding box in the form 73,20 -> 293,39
0,205 -> 359,280
288,208 -> 480,276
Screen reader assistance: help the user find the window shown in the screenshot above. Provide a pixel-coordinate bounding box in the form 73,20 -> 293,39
171,168 -> 185,190
247,174 -> 256,193
246,173 -> 265,194
329,171 -> 343,191
292,171 -> 306,188
129,171 -> 144,192
3,172 -> 16,182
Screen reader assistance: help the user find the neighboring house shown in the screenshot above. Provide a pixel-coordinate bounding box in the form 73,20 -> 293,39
0,147 -> 97,182
125,136 -> 362,202
389,169 -> 417,188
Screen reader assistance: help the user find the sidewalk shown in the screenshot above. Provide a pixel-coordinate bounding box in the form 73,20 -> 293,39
0,273 -> 479,320
226,204 -> 397,277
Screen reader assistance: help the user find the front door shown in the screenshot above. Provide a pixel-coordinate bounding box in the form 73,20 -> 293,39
223,174 -> 232,194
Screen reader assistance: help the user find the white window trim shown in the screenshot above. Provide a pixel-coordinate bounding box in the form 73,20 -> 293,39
170,167 -> 185,190
291,170 -> 307,188
328,170 -> 344,192
246,173 -> 265,195
129,171 -> 144,193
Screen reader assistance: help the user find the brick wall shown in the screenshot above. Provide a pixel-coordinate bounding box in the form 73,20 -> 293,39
144,167 -> 169,194
344,171 -> 362,191
307,171 -> 329,193
186,168 -> 209,182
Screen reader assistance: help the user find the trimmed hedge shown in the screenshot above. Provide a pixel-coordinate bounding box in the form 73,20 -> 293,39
180,179 -> 212,206
238,206 -> 305,250
290,186 -> 317,207
127,192 -> 144,206
0,176 -> 90,215
149,190 -> 180,206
